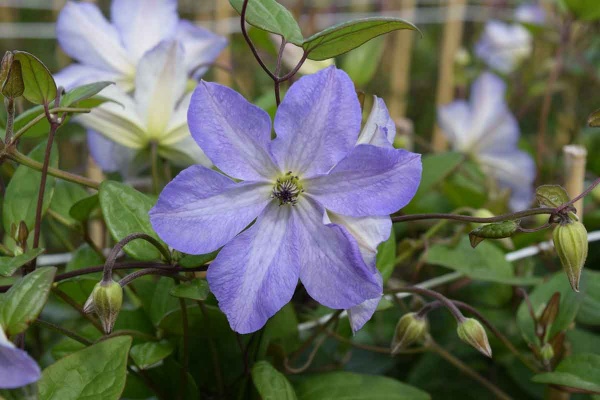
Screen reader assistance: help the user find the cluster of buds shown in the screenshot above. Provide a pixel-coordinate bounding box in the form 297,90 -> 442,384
83,279 -> 123,334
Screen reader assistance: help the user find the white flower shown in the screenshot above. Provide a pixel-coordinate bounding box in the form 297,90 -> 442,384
475,20 -> 532,74
438,72 -> 535,210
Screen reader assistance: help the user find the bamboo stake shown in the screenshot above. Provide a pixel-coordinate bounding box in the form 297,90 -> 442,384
431,0 -> 466,152
213,0 -> 233,86
563,145 -> 587,219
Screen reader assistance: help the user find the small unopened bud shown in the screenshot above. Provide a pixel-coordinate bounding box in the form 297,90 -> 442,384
0,52 -> 13,85
553,220 -> 588,292
0,52 -> 24,99
17,221 -> 29,245
469,220 -> 519,248
391,313 -> 427,354
457,318 -> 492,358
84,280 -> 123,334
540,343 -> 554,364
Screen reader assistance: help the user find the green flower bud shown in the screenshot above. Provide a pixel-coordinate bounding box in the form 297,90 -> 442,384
0,52 -> 24,99
553,220 -> 588,292
469,220 -> 519,248
84,280 -> 123,334
540,343 -> 554,364
457,318 -> 492,358
391,312 -> 428,354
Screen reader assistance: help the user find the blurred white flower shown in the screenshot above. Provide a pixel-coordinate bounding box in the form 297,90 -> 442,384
54,0 -> 226,174
438,72 -> 535,210
78,41 -> 211,169
475,20 -> 532,74
515,4 -> 546,25
55,0 -> 227,90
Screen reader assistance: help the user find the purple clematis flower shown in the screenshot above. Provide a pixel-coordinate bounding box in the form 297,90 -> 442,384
0,329 -> 40,389
149,67 -> 422,334
515,4 -> 546,26
437,72 -> 535,211
54,0 -> 227,90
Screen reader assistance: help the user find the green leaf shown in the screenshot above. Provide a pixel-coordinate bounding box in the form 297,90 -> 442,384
340,36 -> 385,86
0,248 -> 45,277
65,244 -> 103,273
60,81 -> 113,107
377,227 -> 396,282
69,194 -> 99,223
130,340 -> 174,369
12,51 -> 56,105
2,140 -> 59,232
179,250 -> 218,268
294,372 -> 430,400
426,237 -> 541,285
303,18 -> 419,61
589,108 -> 600,127
50,180 -> 89,226
517,273 -> 584,345
0,267 -> 56,335
536,185 -> 570,208
99,181 -> 164,261
38,336 -> 132,400
403,152 -> 464,214
252,361 -> 297,400
532,353 -> 600,393
562,0 -> 600,21
577,270 -> 600,326
229,0 -> 303,44
136,277 -> 180,326
169,279 -> 210,301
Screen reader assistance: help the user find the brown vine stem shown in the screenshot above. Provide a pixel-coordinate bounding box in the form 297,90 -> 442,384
26,105 -> 60,275
391,207 -> 556,224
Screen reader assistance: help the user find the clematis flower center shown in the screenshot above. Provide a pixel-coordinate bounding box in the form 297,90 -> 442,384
271,172 -> 304,206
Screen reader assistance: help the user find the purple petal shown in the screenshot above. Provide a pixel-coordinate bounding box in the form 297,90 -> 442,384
296,197 -> 382,309
328,213 -> 391,267
208,202 -> 299,334
149,165 -> 271,254
111,0 -> 178,62
271,67 -> 362,178
348,296 -> 381,333
188,82 -> 280,181
307,145 -> 422,217
53,64 -> 121,91
176,21 -> 228,78
357,96 -> 395,147
0,343 -> 41,389
87,130 -> 139,176
134,40 -> 186,134
56,2 -> 132,75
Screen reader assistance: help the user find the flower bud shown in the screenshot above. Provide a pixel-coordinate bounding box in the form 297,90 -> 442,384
540,343 -> 554,364
391,313 -> 428,354
552,220 -> 588,292
84,280 -> 123,334
469,220 -> 519,248
0,52 -> 24,99
457,318 -> 492,358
